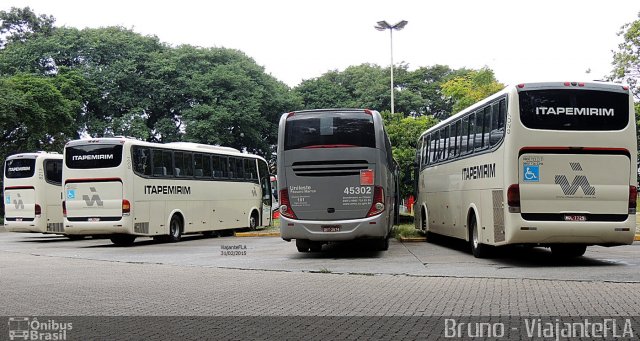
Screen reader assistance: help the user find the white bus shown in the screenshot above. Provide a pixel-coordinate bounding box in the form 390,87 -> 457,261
62,138 -> 272,245
277,109 -> 398,252
4,152 -> 65,235
415,81 -> 637,258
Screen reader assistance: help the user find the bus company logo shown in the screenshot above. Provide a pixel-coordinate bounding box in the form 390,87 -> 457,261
535,107 -> 615,116
555,162 -> 595,196
13,193 -> 24,210
8,317 -> 72,340
462,163 -> 496,181
8,166 -> 31,172
72,154 -> 114,161
82,187 -> 104,207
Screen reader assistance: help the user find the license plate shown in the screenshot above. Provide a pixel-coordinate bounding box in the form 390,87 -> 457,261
321,225 -> 341,232
88,217 -> 100,222
564,215 -> 586,222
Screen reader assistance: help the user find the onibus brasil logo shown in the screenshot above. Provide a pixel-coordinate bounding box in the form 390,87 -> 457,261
8,317 -> 72,340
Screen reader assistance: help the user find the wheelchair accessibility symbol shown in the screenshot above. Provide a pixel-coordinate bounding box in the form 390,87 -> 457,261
523,164 -> 539,182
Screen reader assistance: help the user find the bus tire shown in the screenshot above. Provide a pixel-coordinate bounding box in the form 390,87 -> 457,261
309,242 -> 322,252
167,214 -> 183,243
296,239 -> 310,252
249,211 -> 259,231
469,214 -> 489,258
374,236 -> 390,251
551,244 -> 587,258
110,234 -> 136,246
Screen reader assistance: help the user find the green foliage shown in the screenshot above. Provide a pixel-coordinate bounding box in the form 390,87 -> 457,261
610,12 -> 640,155
440,67 -> 504,114
0,7 -> 55,47
0,72 -> 78,162
383,112 -> 439,198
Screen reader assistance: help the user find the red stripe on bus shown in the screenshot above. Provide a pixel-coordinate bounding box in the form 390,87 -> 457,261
64,177 -> 122,184
4,186 -> 35,190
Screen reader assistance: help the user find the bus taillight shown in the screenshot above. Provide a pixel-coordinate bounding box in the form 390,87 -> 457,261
35,204 -> 41,217
629,186 -> 637,214
507,184 -> 520,213
62,201 -> 66,217
278,189 -> 297,219
122,199 -> 131,216
366,186 -> 385,217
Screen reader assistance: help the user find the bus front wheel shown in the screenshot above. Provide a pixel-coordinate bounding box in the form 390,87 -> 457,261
167,215 -> 183,242
469,214 -> 489,258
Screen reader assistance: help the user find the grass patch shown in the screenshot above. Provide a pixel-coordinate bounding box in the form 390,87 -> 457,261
314,267 -> 332,274
392,221 -> 423,240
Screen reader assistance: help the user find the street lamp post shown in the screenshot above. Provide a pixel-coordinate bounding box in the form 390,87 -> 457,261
375,20 -> 408,115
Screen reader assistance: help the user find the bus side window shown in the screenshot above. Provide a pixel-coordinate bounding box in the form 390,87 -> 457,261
184,153 -> 193,177
133,147 -> 151,176
174,152 -> 185,177
236,158 -> 245,179
467,113 -> 475,154
163,151 -> 173,176
441,126 -> 449,160
474,110 -> 484,150
449,122 -> 458,159
460,117 -> 469,155
482,106 -> 491,149
454,120 -> 461,158
244,159 -> 257,181
432,131 -> 440,163
423,135 -> 430,166
202,154 -> 212,178
151,149 -> 168,177
490,101 -> 502,145
194,153 -> 210,178
44,159 -> 63,185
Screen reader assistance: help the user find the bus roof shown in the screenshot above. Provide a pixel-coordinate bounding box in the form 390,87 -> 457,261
5,151 -> 62,161
64,137 -> 265,160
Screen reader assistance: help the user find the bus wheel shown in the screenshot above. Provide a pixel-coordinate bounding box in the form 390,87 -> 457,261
249,212 -> 259,231
296,239 -> 310,252
374,236 -> 390,251
110,234 -> 136,246
66,235 -> 85,240
168,215 -> 183,243
551,245 -> 587,258
469,214 -> 488,258
309,242 -> 322,252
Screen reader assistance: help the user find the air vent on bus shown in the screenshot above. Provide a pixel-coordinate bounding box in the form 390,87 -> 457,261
291,160 -> 370,177
47,223 -> 64,233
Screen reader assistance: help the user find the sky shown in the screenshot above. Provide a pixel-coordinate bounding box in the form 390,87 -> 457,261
3,0 -> 639,87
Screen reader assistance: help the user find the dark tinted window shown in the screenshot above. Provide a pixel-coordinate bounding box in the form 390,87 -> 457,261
174,152 -> 193,177
152,149 -> 173,177
5,158 -> 36,178
194,154 -> 212,178
519,89 -> 629,130
133,147 -> 151,176
44,159 -> 62,185
284,112 -> 376,150
244,159 -> 257,181
65,144 -> 123,169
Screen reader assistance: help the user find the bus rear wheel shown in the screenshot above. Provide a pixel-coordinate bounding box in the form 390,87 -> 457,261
469,214 -> 489,258
249,211 -> 259,231
110,234 -> 136,246
167,215 -> 183,242
551,244 -> 587,258
296,239 -> 310,252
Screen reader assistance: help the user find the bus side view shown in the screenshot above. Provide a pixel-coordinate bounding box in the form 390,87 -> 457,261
62,138 -> 272,246
277,109 -> 398,252
415,81 -> 637,258
4,152 -> 67,236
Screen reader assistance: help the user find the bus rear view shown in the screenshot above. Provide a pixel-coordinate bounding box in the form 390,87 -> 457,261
277,109 -> 397,252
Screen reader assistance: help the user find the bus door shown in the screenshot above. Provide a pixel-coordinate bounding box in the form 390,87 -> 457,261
258,160 -> 272,225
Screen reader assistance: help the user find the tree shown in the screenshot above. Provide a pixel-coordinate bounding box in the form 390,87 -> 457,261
0,7 -> 55,48
440,67 -> 504,115
610,12 -> 640,152
0,72 -> 79,163
383,112 -> 438,199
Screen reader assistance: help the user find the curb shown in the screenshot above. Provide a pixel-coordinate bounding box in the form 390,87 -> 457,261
234,231 -> 280,237
635,234 -> 640,242
397,236 -> 427,242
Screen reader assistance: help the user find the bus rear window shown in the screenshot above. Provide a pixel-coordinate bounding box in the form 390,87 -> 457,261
284,112 -> 375,150
65,144 -> 123,169
519,89 -> 629,131
5,159 -> 36,178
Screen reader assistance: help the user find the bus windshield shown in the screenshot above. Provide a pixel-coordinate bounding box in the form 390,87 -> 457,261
284,112 -> 375,150
519,89 -> 629,131
65,144 -> 124,169
5,159 -> 36,178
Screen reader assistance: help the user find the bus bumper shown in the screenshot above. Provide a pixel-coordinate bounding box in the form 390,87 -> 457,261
280,214 -> 390,242
505,214 -> 636,245
4,218 -> 47,233
64,219 -> 131,235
